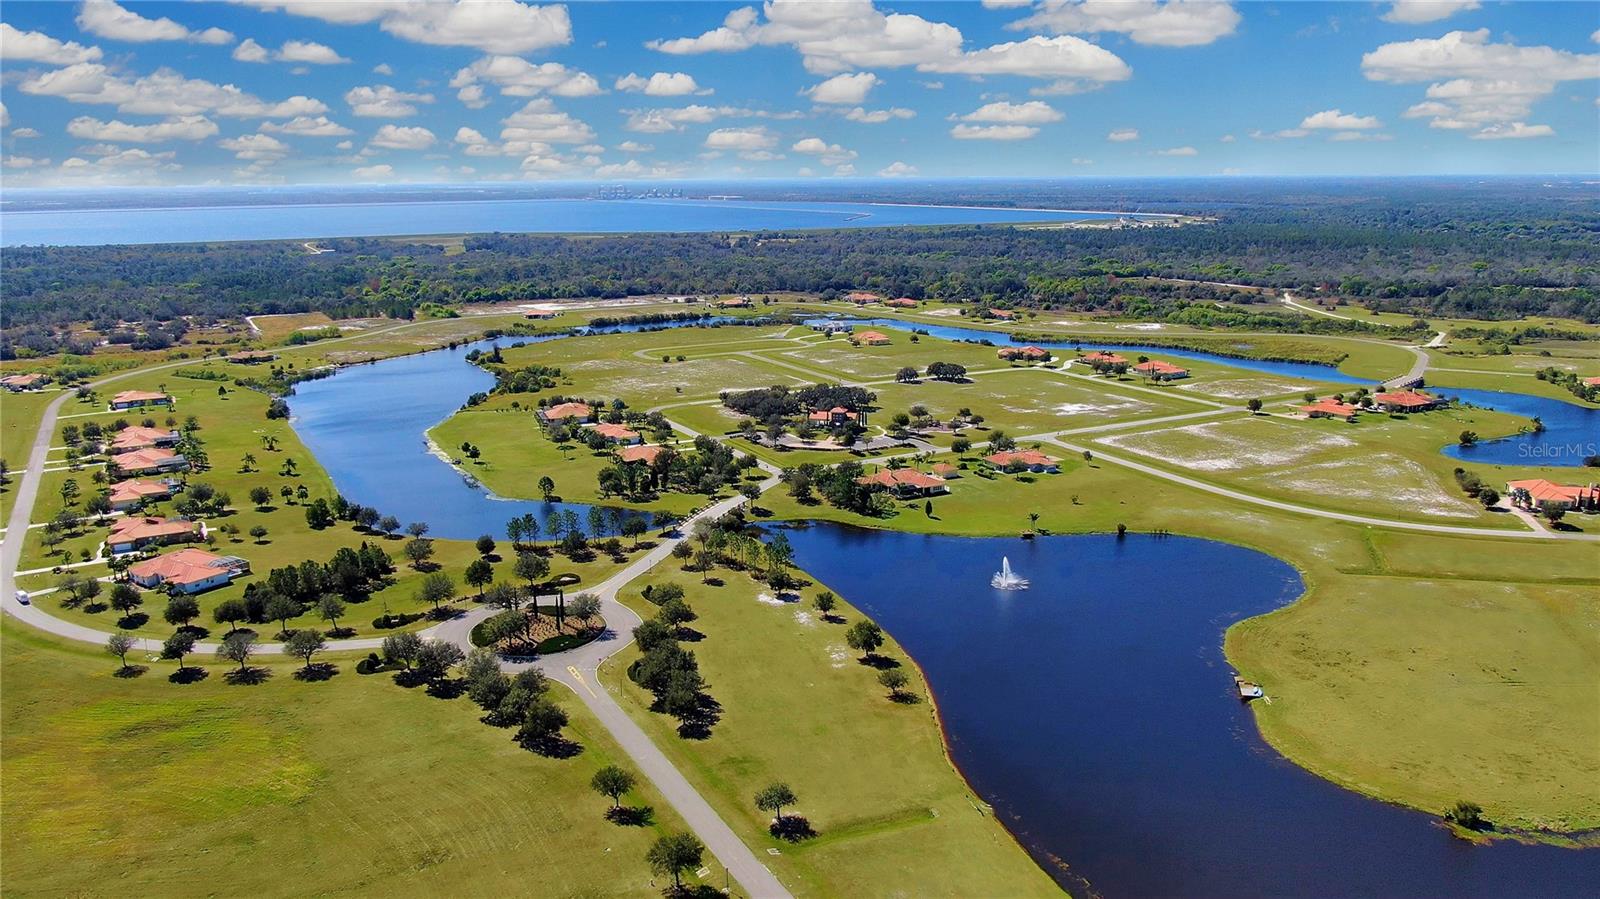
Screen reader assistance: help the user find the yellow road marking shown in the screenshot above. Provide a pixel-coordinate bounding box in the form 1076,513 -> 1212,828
568,665 -> 597,698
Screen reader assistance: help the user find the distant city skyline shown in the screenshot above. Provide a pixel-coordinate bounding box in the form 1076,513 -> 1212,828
1,0 -> 1597,187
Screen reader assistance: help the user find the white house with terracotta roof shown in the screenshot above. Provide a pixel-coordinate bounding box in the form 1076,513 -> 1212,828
128,548 -> 249,594
111,425 -> 181,454
844,291 -> 881,304
107,516 -> 202,554
1373,390 -> 1442,413
1585,376 -> 1600,387
807,406 -> 867,428
539,401 -> 595,425
111,447 -> 189,476
1,373 -> 49,391
998,345 -> 1050,362
856,468 -> 949,498
1077,351 -> 1128,367
851,330 -> 891,346
1133,359 -> 1189,380
107,478 -> 178,511
618,444 -> 666,465
1299,398 -> 1359,421
110,390 -> 173,410
1506,479 -> 1598,513
985,309 -> 1017,320
593,422 -> 642,444
715,296 -> 754,308
985,449 -> 1060,473
884,297 -> 918,308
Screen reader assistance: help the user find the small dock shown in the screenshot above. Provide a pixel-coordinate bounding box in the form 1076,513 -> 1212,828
1234,677 -> 1265,701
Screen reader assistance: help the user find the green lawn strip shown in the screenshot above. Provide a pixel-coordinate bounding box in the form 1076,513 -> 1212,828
426,405 -> 704,514
0,621 -> 683,897
1,390 -> 58,519
866,368 -> 1201,437
597,564 -> 1061,897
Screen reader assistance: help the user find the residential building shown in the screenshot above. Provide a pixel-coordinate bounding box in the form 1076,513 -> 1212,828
111,425 -> 181,453
523,309 -> 559,320
107,516 -> 202,554
593,422 -> 642,444
1,373 -> 48,391
810,320 -> 852,333
539,401 -> 595,425
986,309 -> 1017,320
1584,376 -> 1600,387
110,390 -> 173,410
1505,479 -> 1599,513
1372,390 -> 1442,413
807,406 -> 867,427
111,447 -> 189,476
844,291 -> 881,304
856,468 -> 950,498
1077,351 -> 1128,366
931,462 -> 961,479
985,449 -> 1061,473
998,346 -> 1051,362
884,297 -> 918,308
1300,399 -> 1360,421
1133,359 -> 1190,380
128,548 -> 250,594
619,444 -> 666,465
715,296 -> 753,308
227,351 -> 277,364
852,330 -> 891,346
107,478 -> 178,511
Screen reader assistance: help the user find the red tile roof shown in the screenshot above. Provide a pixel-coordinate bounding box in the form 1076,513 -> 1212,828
1133,359 -> 1188,376
1507,479 -> 1598,506
985,449 -> 1059,468
856,469 -> 947,490
112,390 -> 170,405
1300,399 -> 1359,418
111,425 -> 178,452
1374,390 -> 1438,409
1078,351 -> 1128,365
1,373 -> 47,388
1584,376 -> 1600,386
885,297 -> 917,307
543,401 -> 593,421
128,548 -> 238,587
593,422 -> 640,441
845,291 -> 881,303
853,330 -> 890,344
108,478 -> 173,504
931,462 -> 960,477
618,444 -> 665,464
999,345 -> 1050,360
109,516 -> 200,544
113,447 -> 183,471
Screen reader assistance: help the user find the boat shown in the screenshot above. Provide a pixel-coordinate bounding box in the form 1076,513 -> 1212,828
1235,677 -> 1265,701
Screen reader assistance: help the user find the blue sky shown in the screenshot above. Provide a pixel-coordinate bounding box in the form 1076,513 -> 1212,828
1,1 -> 1596,186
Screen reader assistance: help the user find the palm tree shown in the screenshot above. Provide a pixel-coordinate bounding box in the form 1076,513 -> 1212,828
1027,511 -> 1040,533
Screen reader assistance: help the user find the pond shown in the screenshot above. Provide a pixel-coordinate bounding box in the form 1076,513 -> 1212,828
1440,387 -> 1600,468
777,523 -> 1599,897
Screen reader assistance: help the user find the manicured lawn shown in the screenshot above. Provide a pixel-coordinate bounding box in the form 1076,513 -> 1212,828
428,404 -> 704,514
1,389 -> 57,520
599,564 -> 1061,897
0,622 -> 683,897
868,368 -> 1199,436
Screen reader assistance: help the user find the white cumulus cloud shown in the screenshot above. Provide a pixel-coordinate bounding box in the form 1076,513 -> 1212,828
616,72 -> 708,96
66,114 -> 218,143
1010,0 -> 1240,47
259,115 -> 354,137
0,24 -> 104,64
878,160 -> 918,176
955,100 -> 1062,124
451,56 -> 602,104
21,63 -> 327,118
791,137 -> 857,165
704,127 -> 776,151
1380,1 -> 1481,25
803,72 -> 879,104
1156,145 -> 1198,155
240,0 -> 571,55
951,123 -> 1039,140
1300,109 -> 1381,130
1107,128 -> 1139,141
346,84 -> 435,117
219,132 -> 290,160
368,124 -> 437,150
76,0 -> 233,45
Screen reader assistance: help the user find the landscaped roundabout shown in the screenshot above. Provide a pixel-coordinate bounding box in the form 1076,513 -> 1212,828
3,299 -> 1596,896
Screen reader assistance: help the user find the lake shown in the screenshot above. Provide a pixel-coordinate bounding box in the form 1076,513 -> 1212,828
0,197 -> 1153,247
777,523 -> 1600,897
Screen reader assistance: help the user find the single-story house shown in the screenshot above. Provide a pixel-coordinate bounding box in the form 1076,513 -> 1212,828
111,425 -> 181,453
852,330 -> 891,346
227,350 -> 277,364
985,449 -> 1061,473
107,478 -> 178,511
998,345 -> 1051,362
110,390 -> 173,410
129,548 -> 250,594
1372,390 -> 1442,413
884,297 -> 918,308
618,444 -> 665,465
111,447 -> 189,476
1300,399 -> 1360,421
1133,359 -> 1190,380
715,296 -> 753,308
539,401 -> 595,425
845,291 -> 881,305
593,422 -> 642,444
1584,376 -> 1600,387
108,516 -> 202,554
986,309 -> 1017,320
1077,351 -> 1128,366
856,468 -> 950,498
807,406 -> 867,427
1505,479 -> 1599,513
931,462 -> 961,479
810,320 -> 852,334
523,309 -> 559,320
1,373 -> 49,391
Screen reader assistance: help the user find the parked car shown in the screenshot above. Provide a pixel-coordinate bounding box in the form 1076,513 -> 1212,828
15,589 -> 30,605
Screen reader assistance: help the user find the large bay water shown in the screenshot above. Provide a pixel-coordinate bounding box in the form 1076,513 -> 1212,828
0,197 -> 1147,247
778,524 -> 1600,897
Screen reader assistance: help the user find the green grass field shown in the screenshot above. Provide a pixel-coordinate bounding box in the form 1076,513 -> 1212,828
600,564 -> 1061,897
0,623 -> 684,897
